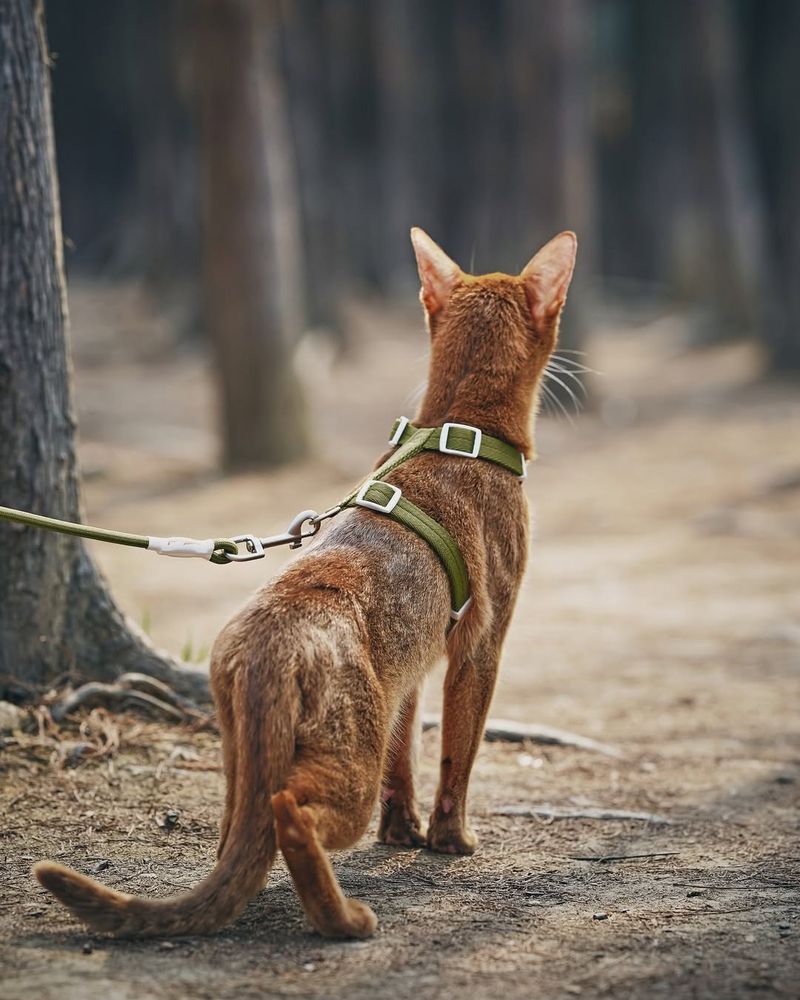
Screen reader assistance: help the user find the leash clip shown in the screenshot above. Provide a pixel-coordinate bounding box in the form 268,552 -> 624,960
225,509 -> 321,562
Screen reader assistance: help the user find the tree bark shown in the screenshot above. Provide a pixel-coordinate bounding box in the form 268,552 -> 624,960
194,0 -> 308,470
0,0 -> 208,702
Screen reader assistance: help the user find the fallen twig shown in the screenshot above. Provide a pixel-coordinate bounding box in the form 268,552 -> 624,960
116,673 -> 204,718
422,713 -> 621,757
673,881 -> 796,892
646,906 -> 770,918
48,673 -> 207,725
568,851 -> 680,863
49,683 -> 188,723
492,804 -> 673,824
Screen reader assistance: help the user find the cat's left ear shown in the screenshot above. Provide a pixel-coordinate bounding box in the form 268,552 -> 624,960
410,227 -> 461,316
520,232 -> 578,327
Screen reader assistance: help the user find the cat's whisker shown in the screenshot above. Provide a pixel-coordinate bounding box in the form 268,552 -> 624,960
542,368 -> 582,415
546,361 -> 589,398
550,352 -> 599,374
403,379 -> 428,408
539,379 -> 575,425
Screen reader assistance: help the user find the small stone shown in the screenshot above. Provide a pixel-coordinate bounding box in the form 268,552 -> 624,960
775,775 -> 795,785
744,934 -> 755,943
82,943 -> 93,955
592,912 -> 609,921
302,963 -> 316,972
157,809 -> 180,831
159,941 -> 176,951
0,701 -> 24,736
90,860 -> 110,874
686,890 -> 704,898
64,742 -> 92,768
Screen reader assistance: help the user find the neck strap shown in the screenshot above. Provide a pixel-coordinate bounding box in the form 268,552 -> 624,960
389,417 -> 527,479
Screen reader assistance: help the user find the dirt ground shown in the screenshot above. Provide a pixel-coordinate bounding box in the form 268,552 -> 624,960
1,283 -> 798,999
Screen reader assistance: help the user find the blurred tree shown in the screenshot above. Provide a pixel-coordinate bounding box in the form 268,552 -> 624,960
681,0 -> 767,342
600,1 -> 764,320
745,0 -> 800,372
0,0 -> 207,701
505,0 -> 595,352
278,0 -> 347,344
46,0 -> 200,294
194,0 -> 309,469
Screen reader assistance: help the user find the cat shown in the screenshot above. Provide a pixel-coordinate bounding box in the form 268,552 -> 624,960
34,227 -> 577,939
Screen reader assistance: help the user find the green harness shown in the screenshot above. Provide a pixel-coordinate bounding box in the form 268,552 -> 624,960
340,419 -> 527,622
0,417 -> 526,626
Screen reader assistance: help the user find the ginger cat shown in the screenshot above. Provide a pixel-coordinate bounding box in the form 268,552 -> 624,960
34,228 -> 577,939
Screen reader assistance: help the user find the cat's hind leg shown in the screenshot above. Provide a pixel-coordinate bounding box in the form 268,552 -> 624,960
272,787 -> 377,939
378,685 -> 426,847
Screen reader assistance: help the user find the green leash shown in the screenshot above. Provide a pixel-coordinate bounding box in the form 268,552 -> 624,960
0,505 -> 319,565
0,417 -> 526,624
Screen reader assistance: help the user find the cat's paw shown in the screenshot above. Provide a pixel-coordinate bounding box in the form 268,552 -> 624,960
342,899 -> 378,939
318,898 -> 378,940
378,797 -> 427,848
426,813 -> 478,856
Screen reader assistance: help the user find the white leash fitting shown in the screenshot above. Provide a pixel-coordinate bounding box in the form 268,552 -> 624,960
147,509 -> 322,563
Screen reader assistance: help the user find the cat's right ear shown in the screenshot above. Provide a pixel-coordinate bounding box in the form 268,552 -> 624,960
520,232 -> 578,327
410,228 -> 461,316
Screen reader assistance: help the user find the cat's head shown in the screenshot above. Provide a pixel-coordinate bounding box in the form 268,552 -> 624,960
410,228 -> 577,454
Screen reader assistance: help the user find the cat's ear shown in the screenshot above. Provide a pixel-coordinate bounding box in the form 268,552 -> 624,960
410,227 -> 461,316
520,232 -> 578,327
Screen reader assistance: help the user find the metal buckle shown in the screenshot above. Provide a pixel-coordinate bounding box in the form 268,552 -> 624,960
450,597 -> 472,622
440,422 -> 482,458
389,416 -> 410,446
226,534 -> 266,562
224,510 -> 322,562
518,454 -> 529,481
355,480 -> 402,514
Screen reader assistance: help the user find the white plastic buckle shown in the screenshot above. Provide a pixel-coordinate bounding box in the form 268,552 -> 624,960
518,454 -> 529,481
440,422 -> 482,458
355,480 -> 402,514
147,536 -> 217,559
389,415 -> 410,446
450,597 -> 472,622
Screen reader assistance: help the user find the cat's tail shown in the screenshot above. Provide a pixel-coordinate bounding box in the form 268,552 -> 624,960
33,653 -> 296,937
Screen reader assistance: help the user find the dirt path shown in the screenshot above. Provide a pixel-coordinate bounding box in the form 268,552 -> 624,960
1,285 -> 798,998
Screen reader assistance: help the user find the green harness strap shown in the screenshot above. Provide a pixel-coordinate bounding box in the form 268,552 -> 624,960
389,417 -> 527,479
341,419 -> 526,622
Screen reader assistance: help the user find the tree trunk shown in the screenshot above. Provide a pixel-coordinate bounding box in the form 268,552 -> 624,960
747,0 -> 800,372
374,0 -> 446,296
194,0 -> 308,470
278,0 -> 346,345
0,0 -> 208,702
505,0 -> 595,353
681,0 -> 767,342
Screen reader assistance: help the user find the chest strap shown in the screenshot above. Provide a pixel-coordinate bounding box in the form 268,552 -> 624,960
340,418 -> 527,623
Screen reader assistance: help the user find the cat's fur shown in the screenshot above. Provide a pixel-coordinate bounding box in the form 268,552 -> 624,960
34,228 -> 577,939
